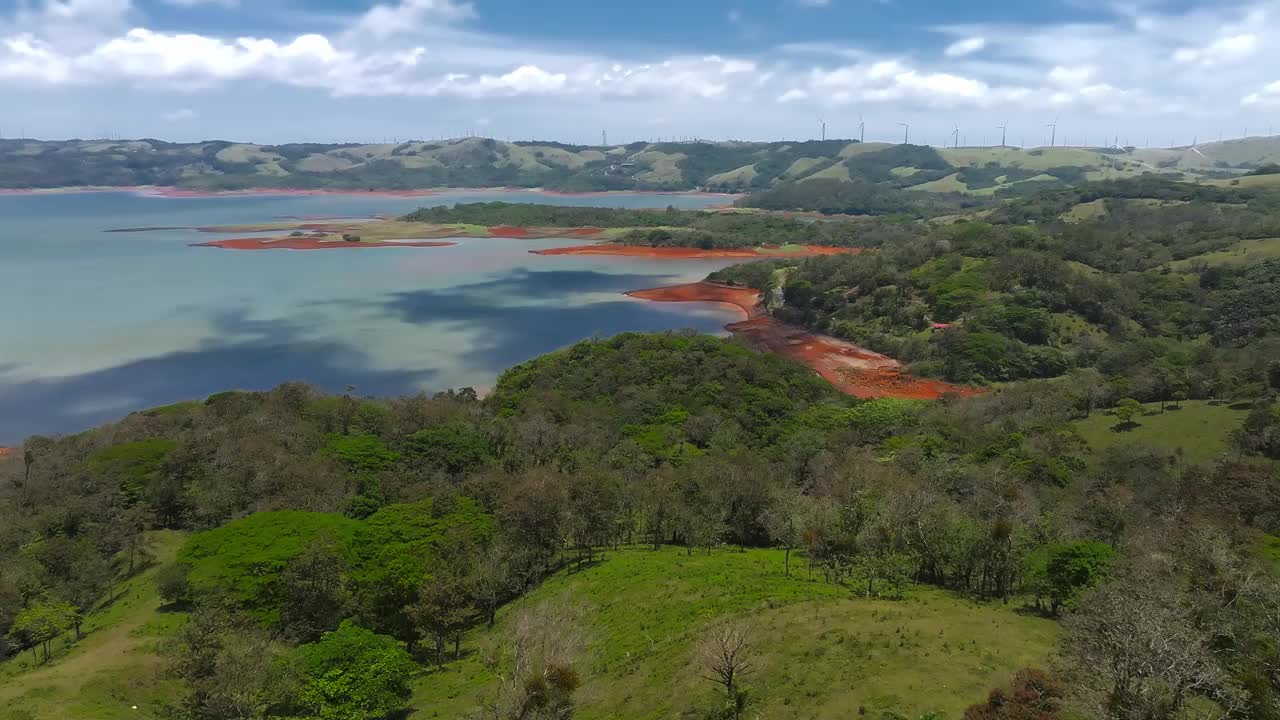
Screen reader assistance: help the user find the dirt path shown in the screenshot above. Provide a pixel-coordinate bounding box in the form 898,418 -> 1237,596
0,532 -> 183,711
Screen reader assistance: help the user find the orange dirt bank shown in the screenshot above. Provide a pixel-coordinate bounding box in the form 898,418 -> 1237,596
627,282 -> 979,400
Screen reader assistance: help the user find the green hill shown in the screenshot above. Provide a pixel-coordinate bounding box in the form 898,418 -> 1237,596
10,135 -> 1280,192
414,547 -> 1058,720
0,542 -> 1056,720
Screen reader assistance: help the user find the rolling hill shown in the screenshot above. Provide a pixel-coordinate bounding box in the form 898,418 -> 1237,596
5,135 -> 1280,193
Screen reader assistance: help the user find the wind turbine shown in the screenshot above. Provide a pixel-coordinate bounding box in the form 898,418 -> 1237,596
899,122 -> 910,144
1046,116 -> 1059,147
857,114 -> 865,144
996,122 -> 1008,148
819,116 -> 827,142
951,123 -> 960,149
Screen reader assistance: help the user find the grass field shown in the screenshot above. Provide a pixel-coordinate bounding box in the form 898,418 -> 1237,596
1073,400 -> 1252,464
912,172 -> 969,193
409,547 -> 1059,720
1166,237 -> 1280,270
0,531 -> 187,720
705,164 -> 759,186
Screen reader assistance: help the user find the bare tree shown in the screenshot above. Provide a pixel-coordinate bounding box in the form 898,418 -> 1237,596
473,599 -> 588,720
761,487 -> 811,577
697,621 -> 756,720
1063,563 -> 1241,720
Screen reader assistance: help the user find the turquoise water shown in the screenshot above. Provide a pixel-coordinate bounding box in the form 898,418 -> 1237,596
0,190 -> 740,442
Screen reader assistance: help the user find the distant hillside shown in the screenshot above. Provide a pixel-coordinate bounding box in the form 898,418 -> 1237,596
5,135 -> 1280,192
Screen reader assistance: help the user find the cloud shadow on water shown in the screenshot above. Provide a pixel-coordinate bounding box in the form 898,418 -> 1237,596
368,267 -> 738,374
1,268 -> 737,443
0,308 -> 438,443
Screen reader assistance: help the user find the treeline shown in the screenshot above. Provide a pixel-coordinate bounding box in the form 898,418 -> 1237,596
403,201 -> 885,248
3,331 -> 1278,718
739,178 -> 976,217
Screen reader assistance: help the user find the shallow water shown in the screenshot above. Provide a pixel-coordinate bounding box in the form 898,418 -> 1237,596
0,190 -> 741,442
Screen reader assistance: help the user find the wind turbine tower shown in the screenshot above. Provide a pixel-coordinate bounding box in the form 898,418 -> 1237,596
899,122 -> 910,144
819,117 -> 827,142
1046,117 -> 1059,147
858,114 -> 865,144
951,123 -> 960,149
997,122 -> 1008,148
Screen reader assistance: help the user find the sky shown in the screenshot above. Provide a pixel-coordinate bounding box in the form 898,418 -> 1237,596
2,0 -> 1280,146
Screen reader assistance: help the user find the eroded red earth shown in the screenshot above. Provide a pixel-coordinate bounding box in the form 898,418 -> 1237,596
627,282 -> 980,400
193,238 -> 456,251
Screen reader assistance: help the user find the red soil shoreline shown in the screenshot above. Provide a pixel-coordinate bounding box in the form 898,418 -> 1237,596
627,282 -> 980,400
533,244 -> 860,259
192,238 -> 457,251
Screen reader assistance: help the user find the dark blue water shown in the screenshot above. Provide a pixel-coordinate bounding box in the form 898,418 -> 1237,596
0,190 -> 740,442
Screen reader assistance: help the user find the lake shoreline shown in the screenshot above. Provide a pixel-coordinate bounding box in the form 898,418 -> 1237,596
192,238 -> 458,251
0,185 -> 741,202
627,282 -> 981,401
535,244 -> 860,259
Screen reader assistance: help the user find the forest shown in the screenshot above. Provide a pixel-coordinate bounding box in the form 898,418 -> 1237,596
2,175 -> 1280,720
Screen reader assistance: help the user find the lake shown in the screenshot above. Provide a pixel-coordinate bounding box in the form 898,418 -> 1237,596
0,190 -> 742,443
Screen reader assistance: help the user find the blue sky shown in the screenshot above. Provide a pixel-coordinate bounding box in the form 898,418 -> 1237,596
2,0 -> 1278,146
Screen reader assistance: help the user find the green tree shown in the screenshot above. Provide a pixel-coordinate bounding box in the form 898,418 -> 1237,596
8,598 -> 76,663
290,621 -> 417,720
280,532 -> 354,643
406,564 -> 478,663
1046,542 -> 1114,614
1112,398 -> 1143,430
165,606 -> 293,720
63,552 -> 113,640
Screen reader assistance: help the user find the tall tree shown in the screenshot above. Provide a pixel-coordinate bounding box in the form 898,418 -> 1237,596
406,564 -> 478,663
279,532 -> 353,643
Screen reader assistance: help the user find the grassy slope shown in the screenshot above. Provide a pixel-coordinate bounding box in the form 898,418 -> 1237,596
1073,400 -> 1252,464
1165,237 -> 1280,270
411,547 -> 1059,720
0,531 -> 187,720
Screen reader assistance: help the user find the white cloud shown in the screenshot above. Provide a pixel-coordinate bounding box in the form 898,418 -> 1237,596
944,36 -> 985,57
1048,65 -> 1095,88
806,59 -> 1011,108
4,0 -> 1280,143
163,108 -> 197,121
160,0 -> 238,7
350,0 -> 475,40
777,88 -> 808,103
1173,33 -> 1258,66
1243,80 -> 1280,106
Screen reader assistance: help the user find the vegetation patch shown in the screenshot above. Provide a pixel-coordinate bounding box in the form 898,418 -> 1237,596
410,547 -> 1059,720
1072,400 -> 1251,465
